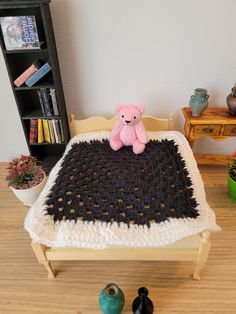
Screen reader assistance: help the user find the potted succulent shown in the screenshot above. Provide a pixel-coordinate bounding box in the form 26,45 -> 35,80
228,151 -> 236,203
6,155 -> 47,206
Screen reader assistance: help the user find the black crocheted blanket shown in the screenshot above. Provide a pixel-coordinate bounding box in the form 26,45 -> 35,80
45,139 -> 198,227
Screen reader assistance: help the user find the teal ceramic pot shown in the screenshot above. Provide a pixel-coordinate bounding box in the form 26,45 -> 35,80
189,88 -> 209,117
99,283 -> 125,314
228,174 -> 236,203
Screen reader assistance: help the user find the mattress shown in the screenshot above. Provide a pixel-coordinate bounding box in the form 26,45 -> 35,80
24,131 -> 220,248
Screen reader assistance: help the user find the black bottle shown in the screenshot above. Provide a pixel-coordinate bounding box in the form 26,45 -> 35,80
132,287 -> 154,314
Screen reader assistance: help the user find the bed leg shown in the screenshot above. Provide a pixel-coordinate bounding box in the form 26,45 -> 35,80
193,231 -> 211,280
31,241 -> 55,279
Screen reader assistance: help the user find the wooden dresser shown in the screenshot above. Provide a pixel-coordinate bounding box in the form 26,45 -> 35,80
182,107 -> 236,165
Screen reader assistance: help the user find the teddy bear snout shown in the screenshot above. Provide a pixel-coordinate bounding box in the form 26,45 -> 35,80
125,120 -> 131,124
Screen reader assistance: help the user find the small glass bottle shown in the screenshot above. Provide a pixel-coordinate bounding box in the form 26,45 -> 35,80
132,287 -> 154,314
99,283 -> 125,314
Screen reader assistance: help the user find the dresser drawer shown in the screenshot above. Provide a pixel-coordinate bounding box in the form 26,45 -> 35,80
223,125 -> 236,136
194,124 -> 221,136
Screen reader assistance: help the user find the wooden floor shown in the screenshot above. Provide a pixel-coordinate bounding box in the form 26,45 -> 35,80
0,163 -> 235,314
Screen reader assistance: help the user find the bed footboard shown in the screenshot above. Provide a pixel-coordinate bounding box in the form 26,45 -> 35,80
31,232 -> 211,280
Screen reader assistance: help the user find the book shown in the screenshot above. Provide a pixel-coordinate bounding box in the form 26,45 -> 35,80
29,119 -> 38,144
50,88 -> 59,115
55,120 -> 62,143
0,16 -> 40,50
42,119 -> 51,142
59,120 -> 65,142
41,88 -> 53,116
14,59 -> 41,87
37,119 -> 44,143
52,119 -> 61,143
48,120 -> 55,144
25,62 -> 52,87
37,89 -> 46,115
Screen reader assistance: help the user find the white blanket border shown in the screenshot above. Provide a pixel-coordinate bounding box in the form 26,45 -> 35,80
24,131 -> 220,248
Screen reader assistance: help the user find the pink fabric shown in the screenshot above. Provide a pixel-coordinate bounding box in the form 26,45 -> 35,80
109,104 -> 148,154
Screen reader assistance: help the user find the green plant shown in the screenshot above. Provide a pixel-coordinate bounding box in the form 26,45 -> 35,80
229,151 -> 236,182
6,155 -> 44,190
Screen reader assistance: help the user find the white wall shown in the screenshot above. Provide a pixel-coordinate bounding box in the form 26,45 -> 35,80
1,0 -> 236,161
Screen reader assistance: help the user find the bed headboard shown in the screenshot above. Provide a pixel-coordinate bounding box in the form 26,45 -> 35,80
69,113 -> 174,137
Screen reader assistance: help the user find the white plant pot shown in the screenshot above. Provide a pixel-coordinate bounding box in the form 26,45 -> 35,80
10,172 -> 47,207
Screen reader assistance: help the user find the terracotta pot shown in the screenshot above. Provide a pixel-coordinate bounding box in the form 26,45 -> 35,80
10,172 -> 47,206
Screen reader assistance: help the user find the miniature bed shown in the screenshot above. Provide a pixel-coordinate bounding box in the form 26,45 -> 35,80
24,114 -> 220,280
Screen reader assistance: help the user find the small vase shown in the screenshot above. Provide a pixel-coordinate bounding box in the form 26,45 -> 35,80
226,84 -> 236,115
132,287 -> 154,314
99,283 -> 125,314
10,172 -> 47,206
189,88 -> 209,117
228,174 -> 236,203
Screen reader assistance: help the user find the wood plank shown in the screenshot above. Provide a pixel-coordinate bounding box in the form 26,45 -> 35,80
45,247 -> 198,262
182,107 -> 236,124
195,154 -> 231,165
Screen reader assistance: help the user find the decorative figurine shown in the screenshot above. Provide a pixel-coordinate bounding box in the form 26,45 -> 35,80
226,84 -> 236,115
109,104 -> 148,154
99,283 -> 125,314
189,88 -> 209,117
132,287 -> 154,314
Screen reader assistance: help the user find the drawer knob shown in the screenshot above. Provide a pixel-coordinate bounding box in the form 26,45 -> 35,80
203,127 -> 213,133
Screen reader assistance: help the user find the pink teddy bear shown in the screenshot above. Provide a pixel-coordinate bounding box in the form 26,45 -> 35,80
109,104 -> 148,154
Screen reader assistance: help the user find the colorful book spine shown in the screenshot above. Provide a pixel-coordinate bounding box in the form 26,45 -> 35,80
29,119 -> 38,144
37,90 -> 46,115
42,119 -> 51,142
41,88 -> 53,116
25,62 -> 52,87
59,120 -> 65,142
50,88 -> 59,115
52,119 -> 61,143
55,120 -> 61,143
14,60 -> 40,87
48,120 -> 55,144
37,119 -> 44,143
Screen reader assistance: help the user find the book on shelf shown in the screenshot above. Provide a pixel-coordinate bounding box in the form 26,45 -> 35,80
51,119 -> 62,143
42,119 -> 51,142
25,62 -> 52,87
14,59 -> 41,87
29,119 -> 38,144
37,119 -> 44,143
50,88 -> 59,115
0,16 -> 40,50
37,89 -> 46,115
59,120 -> 65,142
29,119 -> 63,144
41,88 -> 53,116
48,120 -> 55,144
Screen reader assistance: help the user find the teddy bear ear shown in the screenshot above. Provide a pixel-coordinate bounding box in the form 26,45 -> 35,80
115,104 -> 125,112
135,104 -> 145,114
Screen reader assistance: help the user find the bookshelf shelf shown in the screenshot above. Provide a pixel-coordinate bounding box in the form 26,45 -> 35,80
4,48 -> 48,54
15,83 -> 54,90
29,142 -> 65,146
22,110 -> 61,119
0,0 -> 70,174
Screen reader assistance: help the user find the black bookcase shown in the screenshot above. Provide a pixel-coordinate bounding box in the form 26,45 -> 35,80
0,0 -> 70,174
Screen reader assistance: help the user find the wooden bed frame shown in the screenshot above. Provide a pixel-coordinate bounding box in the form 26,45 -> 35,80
31,113 -> 211,280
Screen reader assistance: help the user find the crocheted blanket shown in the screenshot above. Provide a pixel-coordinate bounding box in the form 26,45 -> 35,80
24,131 -> 220,248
